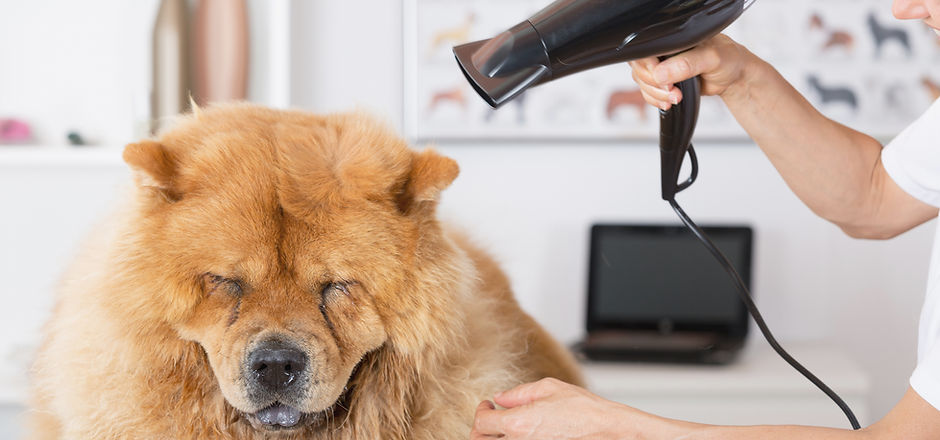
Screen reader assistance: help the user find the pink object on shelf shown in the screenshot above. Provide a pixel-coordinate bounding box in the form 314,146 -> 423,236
192,0 -> 249,105
0,119 -> 32,143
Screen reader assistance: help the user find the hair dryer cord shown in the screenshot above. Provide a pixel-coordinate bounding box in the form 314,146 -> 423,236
667,146 -> 861,430
675,143 -> 699,194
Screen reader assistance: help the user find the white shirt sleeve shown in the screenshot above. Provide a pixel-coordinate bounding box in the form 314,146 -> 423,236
881,98 -> 940,208
912,343 -> 940,411
882,98 -> 940,411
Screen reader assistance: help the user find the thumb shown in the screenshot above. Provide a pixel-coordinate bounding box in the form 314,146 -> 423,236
492,378 -> 562,409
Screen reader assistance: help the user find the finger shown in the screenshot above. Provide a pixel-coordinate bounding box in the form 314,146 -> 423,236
469,426 -> 502,440
477,400 -> 496,411
672,87 -> 684,106
632,68 -> 682,108
630,56 -> 660,73
493,378 -> 564,409
640,88 -> 672,111
469,431 -> 500,440
652,48 -> 719,86
644,83 -> 683,107
631,60 -> 670,90
634,74 -> 675,105
472,400 -> 505,436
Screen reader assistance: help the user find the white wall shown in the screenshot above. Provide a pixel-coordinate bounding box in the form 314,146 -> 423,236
0,0 -> 934,429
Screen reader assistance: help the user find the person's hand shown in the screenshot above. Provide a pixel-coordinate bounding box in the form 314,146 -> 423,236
470,377 -> 679,439
628,33 -> 755,110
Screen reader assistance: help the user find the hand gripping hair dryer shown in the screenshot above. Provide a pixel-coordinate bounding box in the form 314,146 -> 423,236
453,0 -> 752,201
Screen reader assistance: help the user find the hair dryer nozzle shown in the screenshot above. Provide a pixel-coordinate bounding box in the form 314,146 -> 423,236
454,21 -> 551,108
454,0 -> 747,108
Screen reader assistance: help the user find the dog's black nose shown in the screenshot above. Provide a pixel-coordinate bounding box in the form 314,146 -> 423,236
247,341 -> 307,392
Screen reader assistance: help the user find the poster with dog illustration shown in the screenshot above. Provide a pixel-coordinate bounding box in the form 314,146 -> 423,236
404,0 -> 940,142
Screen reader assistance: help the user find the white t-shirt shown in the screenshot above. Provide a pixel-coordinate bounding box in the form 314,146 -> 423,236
881,97 -> 940,410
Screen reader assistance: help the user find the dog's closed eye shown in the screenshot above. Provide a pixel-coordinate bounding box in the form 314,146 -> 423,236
321,282 -> 350,297
203,273 -> 244,297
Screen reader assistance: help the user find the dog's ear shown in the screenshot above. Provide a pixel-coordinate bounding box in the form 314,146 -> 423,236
397,148 -> 459,215
123,140 -> 181,202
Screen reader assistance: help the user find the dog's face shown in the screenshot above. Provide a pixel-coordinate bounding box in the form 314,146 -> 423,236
121,105 -> 459,433
173,204 -> 393,431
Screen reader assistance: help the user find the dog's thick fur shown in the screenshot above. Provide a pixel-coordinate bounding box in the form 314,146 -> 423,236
27,104 -> 582,439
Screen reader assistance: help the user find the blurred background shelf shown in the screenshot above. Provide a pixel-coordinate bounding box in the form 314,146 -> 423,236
0,147 -> 125,167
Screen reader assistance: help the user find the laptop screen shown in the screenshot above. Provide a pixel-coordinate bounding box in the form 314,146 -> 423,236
587,224 -> 753,336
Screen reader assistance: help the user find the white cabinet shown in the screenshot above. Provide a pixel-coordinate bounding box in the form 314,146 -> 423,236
581,342 -> 870,428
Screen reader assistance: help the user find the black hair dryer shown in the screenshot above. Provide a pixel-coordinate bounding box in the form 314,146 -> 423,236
454,0 -> 752,201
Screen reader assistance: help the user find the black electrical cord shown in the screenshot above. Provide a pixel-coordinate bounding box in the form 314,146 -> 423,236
668,144 -> 861,430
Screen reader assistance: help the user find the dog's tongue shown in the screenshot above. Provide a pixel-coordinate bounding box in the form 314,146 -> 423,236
256,403 -> 301,427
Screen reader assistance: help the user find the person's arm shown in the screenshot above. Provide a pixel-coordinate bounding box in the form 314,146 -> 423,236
628,35 -> 938,239
470,379 -> 940,439
690,387 -> 940,439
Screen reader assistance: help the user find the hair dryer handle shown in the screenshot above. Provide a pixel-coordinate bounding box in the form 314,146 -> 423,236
659,76 -> 702,201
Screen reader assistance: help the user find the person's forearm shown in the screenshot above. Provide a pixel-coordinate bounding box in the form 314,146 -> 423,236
634,412 -> 872,440
629,408 -> 871,440
630,388 -> 940,440
682,424 -> 873,440
719,52 -> 884,233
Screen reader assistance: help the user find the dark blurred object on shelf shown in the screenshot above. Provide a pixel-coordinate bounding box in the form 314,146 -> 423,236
0,119 -> 32,144
66,131 -> 86,146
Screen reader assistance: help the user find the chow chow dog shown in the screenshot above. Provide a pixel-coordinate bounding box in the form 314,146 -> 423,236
28,104 -> 582,439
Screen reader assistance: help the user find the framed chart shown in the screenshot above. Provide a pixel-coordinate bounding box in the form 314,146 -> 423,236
403,0 -> 940,142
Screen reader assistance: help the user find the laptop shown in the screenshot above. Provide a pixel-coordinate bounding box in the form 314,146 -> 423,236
574,223 -> 753,364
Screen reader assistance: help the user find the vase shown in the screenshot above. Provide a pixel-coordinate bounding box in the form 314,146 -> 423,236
151,0 -> 191,134
192,0 -> 249,106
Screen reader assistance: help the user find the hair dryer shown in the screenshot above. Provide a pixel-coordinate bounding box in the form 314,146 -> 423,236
453,0 -> 751,201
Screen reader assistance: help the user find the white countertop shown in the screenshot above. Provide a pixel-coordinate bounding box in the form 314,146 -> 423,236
579,341 -> 872,427
582,341 -> 869,397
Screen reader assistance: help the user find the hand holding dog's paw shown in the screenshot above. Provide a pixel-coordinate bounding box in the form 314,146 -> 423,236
470,377 -> 686,439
